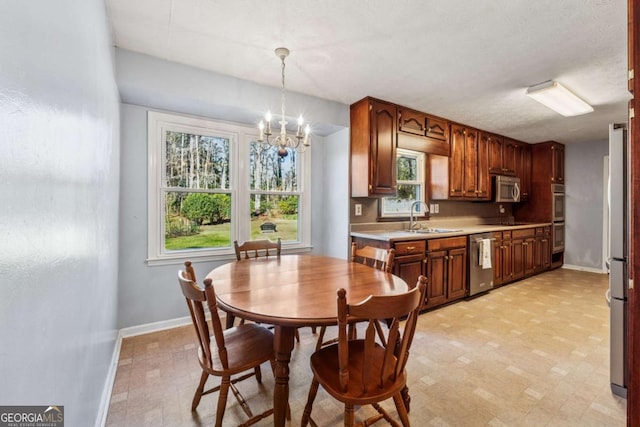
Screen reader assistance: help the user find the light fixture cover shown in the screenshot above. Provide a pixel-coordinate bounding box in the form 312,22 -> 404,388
526,80 -> 593,117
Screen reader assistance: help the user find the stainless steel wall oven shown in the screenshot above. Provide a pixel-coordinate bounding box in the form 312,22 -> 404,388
552,184 -> 565,222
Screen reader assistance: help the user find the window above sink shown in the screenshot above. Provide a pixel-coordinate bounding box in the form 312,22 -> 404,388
380,149 -> 426,218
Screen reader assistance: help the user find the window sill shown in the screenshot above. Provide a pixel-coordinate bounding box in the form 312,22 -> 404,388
146,245 -> 314,266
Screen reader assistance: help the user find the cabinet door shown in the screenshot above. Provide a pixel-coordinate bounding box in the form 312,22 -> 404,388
524,237 -> 536,275
512,238 -> 525,280
398,108 -> 426,137
476,130 -> 490,199
540,237 -> 551,269
449,124 -> 466,198
447,247 -> 467,301
394,254 -> 425,290
463,128 -> 478,196
493,238 -> 504,286
552,143 -> 565,183
426,250 -> 448,308
502,241 -> 513,282
426,116 -> 449,143
518,144 -> 531,201
502,138 -> 517,175
369,101 -> 397,195
488,134 -> 504,174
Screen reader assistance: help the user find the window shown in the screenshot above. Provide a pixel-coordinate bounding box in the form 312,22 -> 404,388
148,111 -> 310,264
380,149 -> 426,217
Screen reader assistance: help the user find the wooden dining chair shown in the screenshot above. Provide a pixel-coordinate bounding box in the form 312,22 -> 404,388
301,276 -> 427,427
314,244 -> 397,351
234,237 -> 281,260
178,270 -> 278,427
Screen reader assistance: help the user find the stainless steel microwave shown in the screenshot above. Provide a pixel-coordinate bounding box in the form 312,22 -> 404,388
494,175 -> 521,202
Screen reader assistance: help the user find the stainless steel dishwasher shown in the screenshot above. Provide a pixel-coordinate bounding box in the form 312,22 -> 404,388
468,232 -> 495,296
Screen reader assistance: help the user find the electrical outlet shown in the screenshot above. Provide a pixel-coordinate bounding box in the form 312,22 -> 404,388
433,203 -> 439,214
499,204 -> 505,214
355,204 -> 362,216
430,204 -> 435,213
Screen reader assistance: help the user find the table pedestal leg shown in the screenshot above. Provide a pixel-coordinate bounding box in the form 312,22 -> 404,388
273,325 -> 295,427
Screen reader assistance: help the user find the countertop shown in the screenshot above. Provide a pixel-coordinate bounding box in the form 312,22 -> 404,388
350,221 -> 552,242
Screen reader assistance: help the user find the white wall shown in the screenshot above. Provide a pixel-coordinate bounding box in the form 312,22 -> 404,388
116,50 -> 350,328
565,140 -> 609,270
0,1 -> 120,426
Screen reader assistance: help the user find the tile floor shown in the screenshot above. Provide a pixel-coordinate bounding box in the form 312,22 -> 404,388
105,268 -> 626,426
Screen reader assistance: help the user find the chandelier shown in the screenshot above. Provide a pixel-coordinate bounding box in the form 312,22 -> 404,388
257,47 -> 310,158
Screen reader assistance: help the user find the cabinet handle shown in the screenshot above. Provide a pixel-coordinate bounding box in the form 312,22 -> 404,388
423,259 -> 427,264
406,246 -> 415,251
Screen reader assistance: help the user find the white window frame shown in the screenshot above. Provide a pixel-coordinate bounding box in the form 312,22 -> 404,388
147,111 -> 311,265
380,148 -> 426,218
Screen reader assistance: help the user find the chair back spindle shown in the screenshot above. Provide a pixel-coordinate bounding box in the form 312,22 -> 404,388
234,238 -> 281,260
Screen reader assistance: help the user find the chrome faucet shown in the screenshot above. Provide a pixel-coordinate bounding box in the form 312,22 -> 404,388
409,200 -> 430,231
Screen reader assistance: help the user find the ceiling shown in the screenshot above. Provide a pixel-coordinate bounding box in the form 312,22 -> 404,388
105,0 -> 630,144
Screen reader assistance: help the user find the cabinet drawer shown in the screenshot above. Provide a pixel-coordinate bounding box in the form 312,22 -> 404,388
394,240 -> 426,256
427,236 -> 467,251
502,230 -> 512,239
493,232 -> 502,240
535,226 -> 550,235
512,228 -> 535,239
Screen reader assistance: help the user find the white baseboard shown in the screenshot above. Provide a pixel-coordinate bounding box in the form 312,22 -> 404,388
119,315 -> 193,338
95,330 -> 122,427
562,264 -> 607,274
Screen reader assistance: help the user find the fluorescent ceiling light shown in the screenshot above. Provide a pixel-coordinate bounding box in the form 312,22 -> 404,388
525,80 -> 594,117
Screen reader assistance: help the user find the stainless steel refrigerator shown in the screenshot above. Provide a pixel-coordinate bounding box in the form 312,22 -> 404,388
608,123 -> 628,398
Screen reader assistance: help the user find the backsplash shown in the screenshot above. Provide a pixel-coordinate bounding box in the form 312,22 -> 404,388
350,198 -> 513,224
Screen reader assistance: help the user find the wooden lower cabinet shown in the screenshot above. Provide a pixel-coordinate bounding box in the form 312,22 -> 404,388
425,237 -> 467,309
493,231 -> 513,286
492,227 -> 550,287
392,240 -> 426,292
352,227 -> 549,309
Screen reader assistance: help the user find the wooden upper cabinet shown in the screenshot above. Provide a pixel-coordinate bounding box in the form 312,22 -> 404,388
398,108 -> 426,136
397,107 -> 450,156
487,133 -> 516,176
487,133 -> 504,174
463,127 -> 478,195
476,131 -> 490,198
514,142 -> 531,201
551,142 -> 565,183
426,116 -> 449,143
449,124 -> 466,198
448,125 -> 488,200
502,138 -> 517,175
350,97 -> 397,197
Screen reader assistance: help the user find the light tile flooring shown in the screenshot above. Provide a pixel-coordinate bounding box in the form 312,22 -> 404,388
106,269 -> 626,426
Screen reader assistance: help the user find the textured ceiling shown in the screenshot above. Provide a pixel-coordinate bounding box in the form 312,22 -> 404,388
105,0 -> 630,144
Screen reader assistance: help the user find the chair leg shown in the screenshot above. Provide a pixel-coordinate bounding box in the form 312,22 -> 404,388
315,326 -> 327,351
215,376 -> 231,427
393,392 -> 411,427
344,403 -> 355,427
254,365 -> 262,384
191,371 -> 209,411
301,379 -> 320,427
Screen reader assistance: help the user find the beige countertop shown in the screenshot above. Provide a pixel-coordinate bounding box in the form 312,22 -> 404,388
350,220 -> 552,242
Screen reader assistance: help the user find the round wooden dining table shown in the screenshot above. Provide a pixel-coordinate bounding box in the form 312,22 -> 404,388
206,254 -> 410,427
